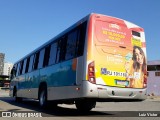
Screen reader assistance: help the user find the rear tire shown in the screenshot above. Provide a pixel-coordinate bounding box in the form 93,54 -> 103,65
75,99 -> 96,112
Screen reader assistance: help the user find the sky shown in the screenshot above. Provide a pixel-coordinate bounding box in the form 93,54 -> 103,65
0,0 -> 159,63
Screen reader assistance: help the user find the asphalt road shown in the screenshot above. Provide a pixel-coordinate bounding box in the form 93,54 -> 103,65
0,89 -> 160,120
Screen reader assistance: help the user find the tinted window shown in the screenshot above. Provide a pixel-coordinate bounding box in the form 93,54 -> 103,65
16,63 -> 21,76
77,21 -> 86,56
147,65 -> 160,71
49,43 -> 58,65
56,41 -> 61,63
28,55 -> 34,72
132,31 -> 141,37
33,52 -> 40,70
43,46 -> 51,67
38,49 -> 45,69
14,21 -> 87,74
22,59 -> 27,74
25,57 -> 30,73
65,30 -> 78,60
155,72 -> 160,76
19,61 -> 24,75
59,37 -> 67,62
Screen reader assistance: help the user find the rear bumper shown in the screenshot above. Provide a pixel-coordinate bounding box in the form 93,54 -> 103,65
97,85 -> 147,100
82,81 -> 147,100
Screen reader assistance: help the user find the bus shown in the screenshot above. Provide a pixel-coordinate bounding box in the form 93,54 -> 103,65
9,13 -> 147,111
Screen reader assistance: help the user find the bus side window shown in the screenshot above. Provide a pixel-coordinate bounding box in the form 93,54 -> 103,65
43,45 -> 51,67
49,42 -> 57,65
33,52 -> 40,70
25,57 -> 30,73
56,40 -> 61,63
22,59 -> 27,74
77,21 -> 87,57
59,36 -> 67,62
16,63 -> 21,76
19,60 -> 24,75
28,55 -> 35,72
38,49 -> 45,69
65,29 -> 78,60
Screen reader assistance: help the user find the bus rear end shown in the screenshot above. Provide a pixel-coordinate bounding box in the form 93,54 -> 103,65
85,14 -> 147,100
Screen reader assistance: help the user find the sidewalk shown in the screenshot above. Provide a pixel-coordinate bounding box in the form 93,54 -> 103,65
147,96 -> 160,101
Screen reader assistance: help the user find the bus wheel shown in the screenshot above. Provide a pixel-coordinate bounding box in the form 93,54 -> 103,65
39,88 -> 47,108
75,99 -> 96,112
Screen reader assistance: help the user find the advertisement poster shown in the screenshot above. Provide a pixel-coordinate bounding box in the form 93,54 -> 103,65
87,16 -> 147,88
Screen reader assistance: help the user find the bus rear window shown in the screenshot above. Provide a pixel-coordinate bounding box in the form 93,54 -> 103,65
132,31 -> 141,37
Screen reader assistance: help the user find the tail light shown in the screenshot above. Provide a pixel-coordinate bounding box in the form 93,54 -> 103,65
88,61 -> 96,84
143,74 -> 147,88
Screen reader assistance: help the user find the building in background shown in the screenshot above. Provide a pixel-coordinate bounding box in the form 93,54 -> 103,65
0,53 -> 5,75
147,60 -> 160,96
3,62 -> 13,76
0,53 -> 11,87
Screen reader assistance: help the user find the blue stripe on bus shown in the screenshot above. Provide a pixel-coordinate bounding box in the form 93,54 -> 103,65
18,60 -> 76,89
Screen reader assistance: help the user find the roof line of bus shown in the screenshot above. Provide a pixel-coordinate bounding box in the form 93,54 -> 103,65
14,13 -> 96,64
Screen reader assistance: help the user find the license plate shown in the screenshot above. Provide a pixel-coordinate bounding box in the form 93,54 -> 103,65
115,80 -> 129,86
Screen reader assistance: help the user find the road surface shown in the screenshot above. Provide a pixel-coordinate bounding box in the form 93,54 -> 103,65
0,89 -> 160,120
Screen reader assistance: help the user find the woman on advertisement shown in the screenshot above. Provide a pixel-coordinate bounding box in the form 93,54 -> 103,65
126,46 -> 147,88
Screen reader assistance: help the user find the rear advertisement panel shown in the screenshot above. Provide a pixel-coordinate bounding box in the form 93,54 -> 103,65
87,15 -> 147,89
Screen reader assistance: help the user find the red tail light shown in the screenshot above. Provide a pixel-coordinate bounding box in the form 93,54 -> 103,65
88,61 -> 96,84
143,74 -> 147,88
